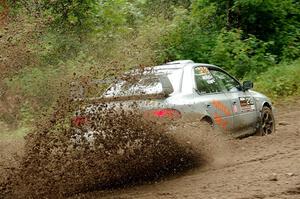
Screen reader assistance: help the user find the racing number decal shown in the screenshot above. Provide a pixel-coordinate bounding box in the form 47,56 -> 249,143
239,97 -> 255,112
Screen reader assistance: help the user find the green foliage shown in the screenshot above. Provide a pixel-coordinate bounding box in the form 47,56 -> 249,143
194,0 -> 300,61
255,59 -> 300,99
3,51 -> 93,123
158,0 -> 300,64
138,0 -> 191,19
6,67 -> 65,110
2,0 -> 300,127
159,3 -> 219,62
210,29 -> 276,78
281,29 -> 300,61
42,0 -> 141,37
159,3 -> 278,78
42,0 -> 99,33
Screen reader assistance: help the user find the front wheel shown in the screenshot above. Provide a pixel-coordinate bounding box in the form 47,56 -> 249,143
257,107 -> 275,136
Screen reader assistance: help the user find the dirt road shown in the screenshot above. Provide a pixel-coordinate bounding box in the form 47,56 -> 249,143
1,102 -> 300,199
73,102 -> 300,199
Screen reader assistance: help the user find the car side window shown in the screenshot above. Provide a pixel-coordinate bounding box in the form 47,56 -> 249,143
194,66 -> 222,94
210,70 -> 242,92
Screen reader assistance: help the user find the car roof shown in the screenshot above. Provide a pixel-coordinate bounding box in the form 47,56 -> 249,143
153,60 -> 222,71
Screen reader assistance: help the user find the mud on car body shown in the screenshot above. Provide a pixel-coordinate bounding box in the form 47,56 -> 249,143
72,60 -> 275,139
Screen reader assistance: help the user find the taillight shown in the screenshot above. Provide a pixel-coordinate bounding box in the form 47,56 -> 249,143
71,116 -> 88,127
144,108 -> 181,120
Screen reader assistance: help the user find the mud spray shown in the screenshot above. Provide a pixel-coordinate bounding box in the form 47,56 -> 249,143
0,101 -> 229,199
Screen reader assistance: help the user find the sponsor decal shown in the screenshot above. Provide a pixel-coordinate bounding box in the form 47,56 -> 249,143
195,67 -> 210,75
210,99 -> 232,130
213,112 -> 228,129
212,100 -> 231,117
239,97 -> 255,112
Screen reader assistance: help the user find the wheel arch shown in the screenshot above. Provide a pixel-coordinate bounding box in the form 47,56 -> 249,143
200,115 -> 214,125
262,102 -> 272,110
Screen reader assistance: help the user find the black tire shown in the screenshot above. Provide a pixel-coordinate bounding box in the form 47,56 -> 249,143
257,106 -> 275,136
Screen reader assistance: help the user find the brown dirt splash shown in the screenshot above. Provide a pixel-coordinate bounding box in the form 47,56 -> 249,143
1,103 -> 205,198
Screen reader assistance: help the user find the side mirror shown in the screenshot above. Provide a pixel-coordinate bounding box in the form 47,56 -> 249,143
242,80 -> 254,91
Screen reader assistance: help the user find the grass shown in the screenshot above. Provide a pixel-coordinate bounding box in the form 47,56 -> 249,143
0,125 -> 30,140
255,59 -> 300,102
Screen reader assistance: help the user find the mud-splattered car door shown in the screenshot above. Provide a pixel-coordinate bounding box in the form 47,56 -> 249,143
193,66 -> 234,131
210,69 -> 257,136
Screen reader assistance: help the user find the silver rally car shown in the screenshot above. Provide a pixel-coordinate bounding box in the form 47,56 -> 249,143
73,60 -> 275,138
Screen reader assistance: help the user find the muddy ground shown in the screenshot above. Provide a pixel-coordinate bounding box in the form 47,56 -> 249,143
1,101 -> 300,199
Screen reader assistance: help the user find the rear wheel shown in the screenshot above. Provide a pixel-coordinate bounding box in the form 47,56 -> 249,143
257,107 -> 275,136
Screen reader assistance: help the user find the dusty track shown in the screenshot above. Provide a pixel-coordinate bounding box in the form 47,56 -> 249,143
1,101 -> 300,199
73,102 -> 300,199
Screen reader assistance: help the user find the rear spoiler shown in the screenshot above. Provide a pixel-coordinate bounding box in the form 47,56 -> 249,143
78,93 -> 167,103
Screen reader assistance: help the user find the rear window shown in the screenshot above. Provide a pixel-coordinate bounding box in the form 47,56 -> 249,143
103,75 -> 163,97
103,68 -> 182,97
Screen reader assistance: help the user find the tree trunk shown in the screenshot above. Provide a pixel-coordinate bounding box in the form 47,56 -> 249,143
226,0 -> 233,30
